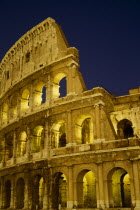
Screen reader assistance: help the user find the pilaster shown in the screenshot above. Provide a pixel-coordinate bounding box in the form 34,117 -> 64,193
132,161 -> 140,209
97,163 -> 105,209
67,166 -> 74,208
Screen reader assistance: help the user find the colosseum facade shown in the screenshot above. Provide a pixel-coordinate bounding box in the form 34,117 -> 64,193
0,17 -> 140,210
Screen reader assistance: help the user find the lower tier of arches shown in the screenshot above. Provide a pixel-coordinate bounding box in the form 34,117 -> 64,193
0,160 -> 140,210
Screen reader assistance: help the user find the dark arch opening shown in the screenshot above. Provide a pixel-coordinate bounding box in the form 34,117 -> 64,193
5,180 -> 11,208
41,85 -> 46,104
109,167 -> 131,208
117,119 -> 134,139
59,77 -> 66,98
16,178 -> 25,209
59,123 -> 66,147
32,175 -> 44,209
81,118 -> 91,144
52,173 -> 67,209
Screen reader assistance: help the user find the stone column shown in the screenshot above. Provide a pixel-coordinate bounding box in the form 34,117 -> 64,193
66,111 -> 74,146
13,130 -> 17,164
0,105 -> 2,126
95,105 -> 101,140
24,175 -> 30,209
43,169 -> 49,209
73,180 -> 78,206
10,176 -> 15,208
43,121 -> 49,158
67,166 -> 74,208
48,167 -> 53,210
100,106 -> 105,140
104,179 -> 109,208
0,178 -> 3,208
132,161 -> 140,209
97,163 -> 105,209
0,177 -> 5,208
17,93 -> 21,118
29,83 -> 33,112
94,104 -> 106,141
108,179 -> 114,207
67,64 -> 75,95
26,127 -> 31,160
46,74 -> 52,105
76,181 -> 83,207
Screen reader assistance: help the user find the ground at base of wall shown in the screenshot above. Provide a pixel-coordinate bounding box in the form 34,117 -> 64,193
0,208 -> 133,210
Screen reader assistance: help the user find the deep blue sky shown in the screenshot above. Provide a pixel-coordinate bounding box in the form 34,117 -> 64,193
0,0 -> 140,96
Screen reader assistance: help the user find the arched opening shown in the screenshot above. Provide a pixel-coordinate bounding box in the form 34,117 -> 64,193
4,180 -> 11,208
108,167 -> 131,208
81,118 -> 92,144
52,73 -> 67,99
33,81 -> 46,106
17,131 -> 27,157
5,133 -> 13,160
2,103 -> 8,124
20,89 -> 30,113
0,137 -> 4,162
39,177 -> 44,209
77,170 -> 96,208
16,178 -> 25,209
41,85 -> 46,104
32,175 -> 44,209
117,119 -> 134,139
32,125 -> 44,153
75,115 -> 93,144
59,77 -> 66,98
52,173 -> 67,209
10,94 -> 17,119
52,121 -> 66,148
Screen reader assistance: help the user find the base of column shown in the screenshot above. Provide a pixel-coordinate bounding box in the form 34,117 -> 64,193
67,201 -> 74,208
97,199 -> 105,209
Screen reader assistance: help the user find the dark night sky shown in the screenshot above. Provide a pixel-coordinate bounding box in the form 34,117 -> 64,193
0,0 -> 140,96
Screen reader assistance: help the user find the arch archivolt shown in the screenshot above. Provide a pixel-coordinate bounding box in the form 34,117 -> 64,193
74,112 -> 94,144
104,161 -> 133,180
111,111 -> 136,136
52,166 -> 68,181
73,164 -> 98,183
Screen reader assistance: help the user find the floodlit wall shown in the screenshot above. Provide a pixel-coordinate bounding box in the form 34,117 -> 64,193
0,17 -> 140,210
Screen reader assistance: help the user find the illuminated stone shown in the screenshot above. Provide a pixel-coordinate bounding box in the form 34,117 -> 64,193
0,17 -> 140,209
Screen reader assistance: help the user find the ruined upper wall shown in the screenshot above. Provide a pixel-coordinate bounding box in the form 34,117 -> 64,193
0,17 -> 79,95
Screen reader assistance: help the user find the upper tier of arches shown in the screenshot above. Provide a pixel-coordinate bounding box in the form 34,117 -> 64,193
0,17 -> 81,97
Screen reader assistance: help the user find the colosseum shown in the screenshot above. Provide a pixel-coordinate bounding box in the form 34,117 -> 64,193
0,17 -> 140,210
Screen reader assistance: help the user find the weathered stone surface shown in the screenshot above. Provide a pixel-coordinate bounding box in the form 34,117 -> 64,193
0,17 -> 140,209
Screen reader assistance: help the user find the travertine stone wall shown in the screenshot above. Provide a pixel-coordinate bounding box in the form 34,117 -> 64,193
0,17 -> 140,210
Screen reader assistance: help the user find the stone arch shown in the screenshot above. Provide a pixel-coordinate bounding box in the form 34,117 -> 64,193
51,120 -> 66,148
9,93 -> 18,119
31,125 -> 44,153
5,132 -> 13,160
52,72 -> 67,99
4,180 -> 11,208
117,119 -> 134,139
31,175 -> 44,209
16,178 -> 25,209
33,80 -> 46,106
52,172 -> 67,209
76,169 -> 97,208
0,136 -> 4,162
17,131 -> 27,157
107,167 -> 132,208
75,114 -> 94,144
20,89 -> 30,113
2,102 -> 8,124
